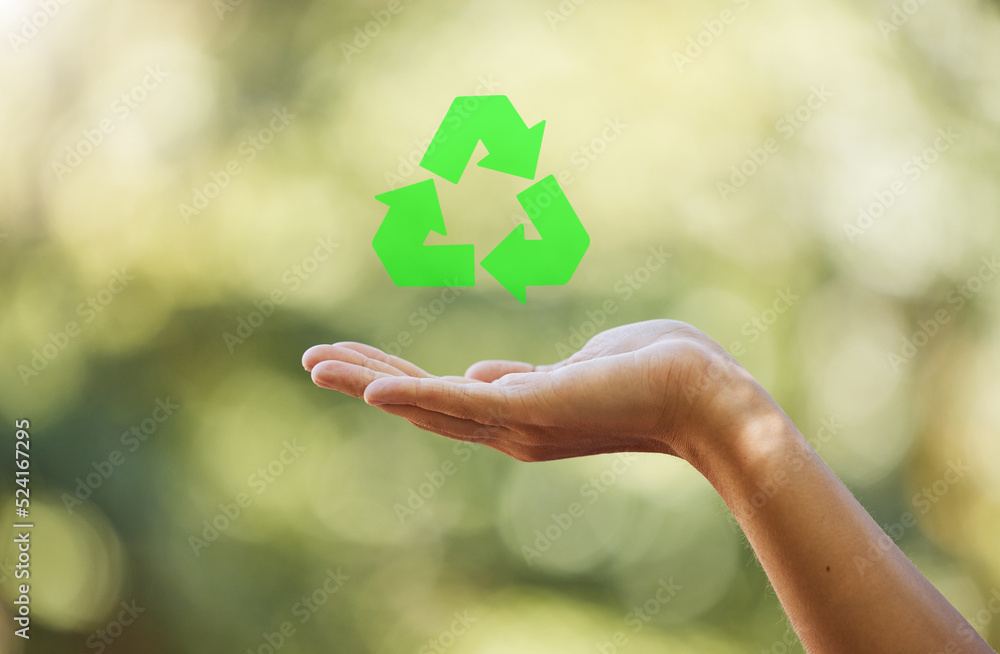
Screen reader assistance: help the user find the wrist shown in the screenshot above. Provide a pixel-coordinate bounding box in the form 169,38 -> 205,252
674,381 -> 807,496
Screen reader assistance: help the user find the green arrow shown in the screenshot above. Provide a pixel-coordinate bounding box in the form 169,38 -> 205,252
373,180 -> 475,287
480,175 -> 589,303
420,96 -> 546,185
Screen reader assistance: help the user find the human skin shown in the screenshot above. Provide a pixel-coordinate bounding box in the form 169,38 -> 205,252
302,319 -> 995,654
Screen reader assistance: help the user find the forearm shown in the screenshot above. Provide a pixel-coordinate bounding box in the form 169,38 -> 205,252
683,405 -> 992,653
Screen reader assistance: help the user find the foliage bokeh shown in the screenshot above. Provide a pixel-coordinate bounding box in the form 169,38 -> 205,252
2,0 -> 1000,652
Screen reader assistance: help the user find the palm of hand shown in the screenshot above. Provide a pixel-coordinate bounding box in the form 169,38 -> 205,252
303,319 -> 748,462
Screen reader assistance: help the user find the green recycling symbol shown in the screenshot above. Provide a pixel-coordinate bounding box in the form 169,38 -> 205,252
373,95 -> 590,304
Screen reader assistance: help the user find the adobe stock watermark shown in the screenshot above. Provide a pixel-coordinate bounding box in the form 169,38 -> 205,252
521,453 -> 637,566
61,397 -> 180,514
844,127 -> 960,243
853,459 -> 970,576
7,0 -> 74,53
384,75 -> 502,190
213,0 -> 245,20
393,409 -> 501,524
727,288 -> 799,357
223,236 -> 340,353
717,86 -> 833,200
340,0 -> 419,63
594,578 -> 683,653
681,285 -> 800,403
941,589 -> 1000,652
245,568 -> 350,654
545,0 -> 594,31
189,439 -> 306,557
51,66 -> 170,182
85,600 -> 144,654
722,416 -> 845,534
418,610 -> 479,654
877,0 -> 932,39
673,0 -> 752,73
887,255 -> 998,372
378,282 -> 466,357
393,441 -> 481,524
17,269 -> 135,386
508,116 -> 629,228
759,623 -> 801,654
554,246 -> 670,358
569,117 -> 628,174
178,107 -> 294,223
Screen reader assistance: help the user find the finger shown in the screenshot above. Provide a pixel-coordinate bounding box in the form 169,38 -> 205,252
364,376 -> 516,425
373,404 -> 502,442
302,343 -> 431,378
333,342 -> 434,378
464,358 -> 586,377
303,344 -> 424,380
533,349 -> 598,372
464,360 -> 535,382
303,344 -> 338,371
311,360 -> 395,398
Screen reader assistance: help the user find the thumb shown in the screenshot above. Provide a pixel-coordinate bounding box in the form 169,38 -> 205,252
464,360 -> 535,382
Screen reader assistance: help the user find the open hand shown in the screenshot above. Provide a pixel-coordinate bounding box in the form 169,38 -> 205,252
302,319 -> 773,463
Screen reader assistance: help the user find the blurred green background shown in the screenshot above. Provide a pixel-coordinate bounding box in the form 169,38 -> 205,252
2,0 -> 1000,651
